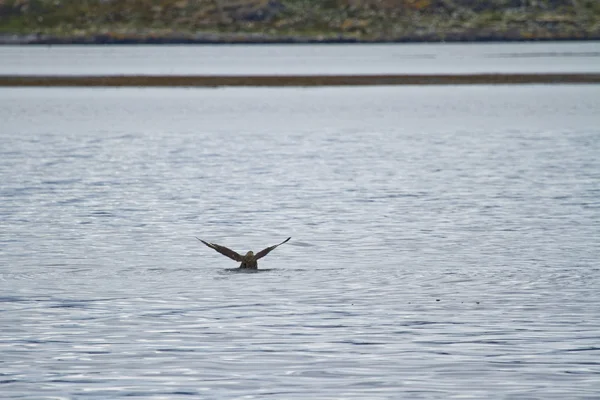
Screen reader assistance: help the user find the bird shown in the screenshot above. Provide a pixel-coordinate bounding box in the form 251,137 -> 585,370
196,237 -> 291,269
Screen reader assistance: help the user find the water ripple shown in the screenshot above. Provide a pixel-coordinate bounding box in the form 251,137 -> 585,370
1,84 -> 599,399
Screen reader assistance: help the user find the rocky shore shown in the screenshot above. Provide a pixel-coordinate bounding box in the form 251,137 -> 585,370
1,0 -> 599,44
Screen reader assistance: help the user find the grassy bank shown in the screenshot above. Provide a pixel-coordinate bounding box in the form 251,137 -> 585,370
1,0 -> 600,43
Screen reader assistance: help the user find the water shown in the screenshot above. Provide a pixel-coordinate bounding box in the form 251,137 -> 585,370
1,41 -> 599,76
1,84 -> 600,399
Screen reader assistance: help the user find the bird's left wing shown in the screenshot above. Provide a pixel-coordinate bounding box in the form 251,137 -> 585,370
196,237 -> 243,262
255,237 -> 291,260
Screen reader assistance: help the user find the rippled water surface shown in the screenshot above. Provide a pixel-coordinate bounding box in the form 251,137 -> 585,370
1,85 -> 599,399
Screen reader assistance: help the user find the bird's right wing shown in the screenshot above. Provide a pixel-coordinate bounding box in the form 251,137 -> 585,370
255,237 -> 291,260
196,238 -> 243,261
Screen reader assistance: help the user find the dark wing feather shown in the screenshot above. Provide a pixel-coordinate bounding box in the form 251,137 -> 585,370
255,237 -> 291,260
196,237 -> 243,261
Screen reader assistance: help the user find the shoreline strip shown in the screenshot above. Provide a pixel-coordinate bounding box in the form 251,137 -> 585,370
1,74 -> 599,87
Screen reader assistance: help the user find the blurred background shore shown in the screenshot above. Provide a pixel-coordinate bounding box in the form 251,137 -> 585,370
2,0 -> 600,44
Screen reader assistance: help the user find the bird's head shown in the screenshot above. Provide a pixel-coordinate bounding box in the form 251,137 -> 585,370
244,251 -> 254,259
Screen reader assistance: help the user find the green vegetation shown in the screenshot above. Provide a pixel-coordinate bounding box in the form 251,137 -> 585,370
1,0 -> 599,42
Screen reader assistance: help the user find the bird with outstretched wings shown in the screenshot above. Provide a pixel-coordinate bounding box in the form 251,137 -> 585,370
196,237 -> 291,269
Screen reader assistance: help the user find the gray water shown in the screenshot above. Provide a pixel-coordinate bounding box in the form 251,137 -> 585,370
1,85 -> 600,399
1,41 -> 599,76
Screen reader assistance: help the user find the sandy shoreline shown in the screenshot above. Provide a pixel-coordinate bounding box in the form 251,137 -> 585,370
1,74 -> 599,87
